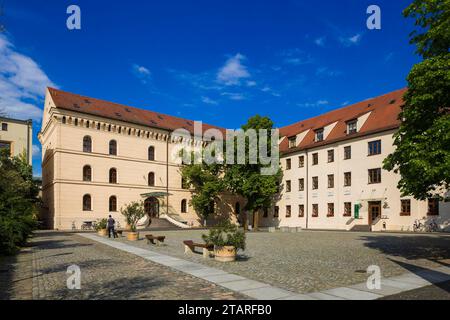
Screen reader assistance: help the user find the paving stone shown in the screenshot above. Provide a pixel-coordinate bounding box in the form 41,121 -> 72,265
350,282 -> 404,296
202,273 -> 247,284
322,287 -> 382,300
279,294 -> 317,300
220,279 -> 270,291
306,292 -> 346,300
241,286 -> 294,300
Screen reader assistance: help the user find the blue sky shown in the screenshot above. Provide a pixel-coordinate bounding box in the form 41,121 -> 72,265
1,0 -> 420,177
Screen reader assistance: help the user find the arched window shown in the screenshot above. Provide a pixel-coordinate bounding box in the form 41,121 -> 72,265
109,196 -> 117,212
235,202 -> 241,215
148,146 -> 155,161
109,168 -> 117,184
83,136 -> 92,153
109,140 -> 117,156
83,165 -> 92,181
83,194 -> 91,211
148,172 -> 155,186
62,116 -> 66,124
86,120 -> 90,128
181,199 -> 187,213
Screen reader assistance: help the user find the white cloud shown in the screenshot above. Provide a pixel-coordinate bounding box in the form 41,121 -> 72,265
132,64 -> 152,83
314,37 -> 326,47
201,96 -> 218,105
316,67 -> 342,77
280,48 -> 314,66
221,92 -> 246,101
246,80 -> 257,87
341,101 -> 350,106
32,144 -> 40,157
297,100 -> 329,108
339,33 -> 362,46
0,35 -> 56,121
217,53 -> 250,86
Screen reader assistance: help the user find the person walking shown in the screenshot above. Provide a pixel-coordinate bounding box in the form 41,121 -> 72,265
107,215 -> 116,239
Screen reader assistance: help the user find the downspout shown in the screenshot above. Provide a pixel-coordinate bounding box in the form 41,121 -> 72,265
27,120 -> 32,164
166,134 -> 169,218
305,150 -> 309,230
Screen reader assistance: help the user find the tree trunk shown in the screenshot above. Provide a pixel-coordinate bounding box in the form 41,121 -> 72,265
253,210 -> 259,231
243,211 -> 248,232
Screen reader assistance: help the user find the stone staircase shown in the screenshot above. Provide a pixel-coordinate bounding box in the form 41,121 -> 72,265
146,218 -> 179,230
349,224 -> 371,232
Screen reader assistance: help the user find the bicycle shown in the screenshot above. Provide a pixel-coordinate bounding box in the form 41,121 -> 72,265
413,219 -> 425,232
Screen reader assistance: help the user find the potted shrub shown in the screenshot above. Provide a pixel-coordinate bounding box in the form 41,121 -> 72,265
95,218 -> 108,236
202,220 -> 245,262
120,201 -> 145,241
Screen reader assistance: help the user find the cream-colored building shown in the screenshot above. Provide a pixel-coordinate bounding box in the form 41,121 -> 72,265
0,116 -> 33,164
38,88 -> 241,230
262,89 -> 450,232
39,87 -> 449,231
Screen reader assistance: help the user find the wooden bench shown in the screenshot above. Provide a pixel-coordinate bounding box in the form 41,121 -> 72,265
183,240 -> 214,258
145,234 -> 165,246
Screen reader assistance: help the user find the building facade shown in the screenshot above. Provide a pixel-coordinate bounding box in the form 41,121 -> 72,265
39,87 -> 449,231
38,88 -> 241,230
0,116 -> 33,164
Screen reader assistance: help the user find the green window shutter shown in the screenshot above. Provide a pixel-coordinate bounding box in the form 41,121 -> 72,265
354,204 -> 360,219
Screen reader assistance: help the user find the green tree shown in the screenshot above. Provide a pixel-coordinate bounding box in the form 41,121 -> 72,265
0,149 -> 38,255
224,115 -> 282,231
180,149 -> 225,226
383,0 -> 450,200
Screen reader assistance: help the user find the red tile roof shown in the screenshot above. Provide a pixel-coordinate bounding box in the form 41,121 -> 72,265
48,87 -> 225,135
279,88 -> 406,154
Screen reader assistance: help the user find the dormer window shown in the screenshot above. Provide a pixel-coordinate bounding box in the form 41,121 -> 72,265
288,137 -> 296,148
347,120 -> 357,134
315,129 -> 324,142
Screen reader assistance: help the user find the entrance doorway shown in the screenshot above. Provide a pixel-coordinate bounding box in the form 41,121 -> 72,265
144,197 -> 159,218
368,201 -> 382,228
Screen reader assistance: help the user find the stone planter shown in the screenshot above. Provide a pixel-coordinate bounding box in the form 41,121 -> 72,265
98,229 -> 108,236
126,232 -> 139,241
214,245 -> 236,262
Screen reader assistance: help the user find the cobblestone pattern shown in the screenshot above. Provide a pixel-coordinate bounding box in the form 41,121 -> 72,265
115,229 -> 450,294
6,231 -> 246,300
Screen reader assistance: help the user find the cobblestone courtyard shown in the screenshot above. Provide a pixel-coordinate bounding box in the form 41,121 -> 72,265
116,229 -> 450,293
1,230 -> 449,299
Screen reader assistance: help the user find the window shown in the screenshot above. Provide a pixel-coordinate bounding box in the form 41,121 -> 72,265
368,168 -> 381,184
315,128 -> 324,142
0,141 -> 11,155
83,136 -> 92,153
274,206 -> 279,218
312,153 -> 318,165
181,199 -> 187,213
299,205 -> 305,217
344,202 -> 352,217
286,158 -> 291,170
83,165 -> 92,182
298,178 -> 305,191
368,140 -> 382,156
62,117 -> 66,124
400,200 -> 411,216
344,146 -> 351,160
109,168 -> 117,184
83,194 -> 92,211
344,172 -> 352,187
286,205 -> 291,218
327,203 -> 334,217
298,156 -> 305,168
312,176 -> 318,190
148,172 -> 155,186
328,150 -> 334,163
347,120 -> 357,134
312,204 -> 318,217
148,146 -> 155,161
427,198 -> 439,216
182,177 -> 189,189
235,202 -> 241,215
109,196 -> 117,212
1,123 -> 7,131
109,140 -> 117,156
328,174 -> 334,188
288,137 -> 296,148
74,119 -> 78,126
86,121 -> 90,128
286,180 -> 291,192
263,208 -> 269,218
